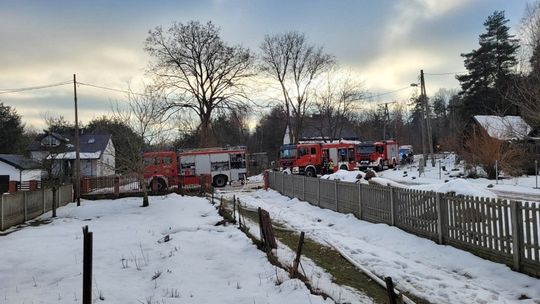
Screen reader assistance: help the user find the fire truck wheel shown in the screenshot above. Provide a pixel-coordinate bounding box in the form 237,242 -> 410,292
155,178 -> 167,191
305,167 -> 316,177
213,175 -> 228,188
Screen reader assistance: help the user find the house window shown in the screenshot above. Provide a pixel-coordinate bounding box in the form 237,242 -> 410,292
41,135 -> 60,147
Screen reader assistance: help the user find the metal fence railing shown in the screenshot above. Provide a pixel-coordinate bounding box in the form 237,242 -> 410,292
268,171 -> 540,278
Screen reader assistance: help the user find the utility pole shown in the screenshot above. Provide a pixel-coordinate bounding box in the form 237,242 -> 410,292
420,70 -> 435,167
74,74 -> 81,206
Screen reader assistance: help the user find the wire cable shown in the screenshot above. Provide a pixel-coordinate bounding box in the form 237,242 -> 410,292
76,82 -> 131,95
0,81 -> 72,95
424,71 -> 467,76
362,86 -> 414,100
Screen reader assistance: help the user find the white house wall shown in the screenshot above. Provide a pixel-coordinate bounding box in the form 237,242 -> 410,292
0,161 -> 21,181
100,139 -> 115,176
21,169 -> 42,181
0,162 -> 42,181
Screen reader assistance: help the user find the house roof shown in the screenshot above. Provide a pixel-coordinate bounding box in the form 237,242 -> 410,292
299,116 -> 358,141
0,154 -> 42,170
27,133 -> 112,159
473,115 -> 532,140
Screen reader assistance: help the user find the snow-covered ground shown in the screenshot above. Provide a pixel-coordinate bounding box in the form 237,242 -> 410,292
0,195 -> 332,304
231,189 -> 540,303
315,153 -> 540,202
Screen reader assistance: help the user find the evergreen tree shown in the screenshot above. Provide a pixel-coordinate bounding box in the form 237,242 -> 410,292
86,116 -> 144,173
0,102 -> 25,154
457,11 -> 519,118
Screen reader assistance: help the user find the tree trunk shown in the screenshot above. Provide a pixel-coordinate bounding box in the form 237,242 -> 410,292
140,173 -> 149,207
199,112 -> 212,148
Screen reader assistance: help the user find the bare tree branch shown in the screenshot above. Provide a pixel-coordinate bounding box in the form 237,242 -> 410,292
145,21 -> 255,147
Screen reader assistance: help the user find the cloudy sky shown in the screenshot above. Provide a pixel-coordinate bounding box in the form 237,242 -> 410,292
0,0 -> 531,130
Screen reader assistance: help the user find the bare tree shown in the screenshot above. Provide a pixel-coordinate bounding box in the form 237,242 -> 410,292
509,2 -> 540,126
145,21 -> 255,147
112,85 -> 171,207
312,71 -> 363,141
260,31 -> 334,143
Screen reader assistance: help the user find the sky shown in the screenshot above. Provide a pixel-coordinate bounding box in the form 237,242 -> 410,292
0,0 -> 532,130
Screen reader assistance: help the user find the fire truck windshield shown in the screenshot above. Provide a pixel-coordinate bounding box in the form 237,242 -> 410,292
280,147 -> 297,159
357,145 -> 376,154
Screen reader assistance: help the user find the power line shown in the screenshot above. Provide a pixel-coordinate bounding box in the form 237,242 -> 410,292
423,71 -> 467,76
77,82 -> 132,95
363,86 -> 413,100
0,81 -> 72,95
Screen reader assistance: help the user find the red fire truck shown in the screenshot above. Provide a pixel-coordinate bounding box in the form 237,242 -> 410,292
356,140 -> 399,171
143,146 -> 247,189
279,141 -> 357,177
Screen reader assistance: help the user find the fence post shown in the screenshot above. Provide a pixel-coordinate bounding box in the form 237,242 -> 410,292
435,192 -> 445,244
389,187 -> 395,226
385,277 -> 398,304
82,226 -> 93,304
302,175 -> 306,201
317,178 -> 321,207
358,183 -> 363,220
42,188 -> 46,214
281,173 -> 285,194
114,176 -> 120,198
1,194 -> 4,231
291,231 -> 305,278
510,200 -> 522,271
335,180 -> 339,212
24,191 -> 28,222
58,186 -> 62,207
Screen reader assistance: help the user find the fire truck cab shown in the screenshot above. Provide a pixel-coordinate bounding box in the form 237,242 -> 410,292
356,140 -> 399,171
279,143 -> 322,177
279,141 -> 358,176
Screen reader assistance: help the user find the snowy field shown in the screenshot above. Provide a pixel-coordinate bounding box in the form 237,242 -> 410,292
229,188 -> 540,303
0,195 -> 332,304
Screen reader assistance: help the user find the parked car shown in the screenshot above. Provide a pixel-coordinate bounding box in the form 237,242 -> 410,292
399,145 -> 414,165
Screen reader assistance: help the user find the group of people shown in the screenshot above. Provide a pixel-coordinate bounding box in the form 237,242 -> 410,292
322,158 -> 335,175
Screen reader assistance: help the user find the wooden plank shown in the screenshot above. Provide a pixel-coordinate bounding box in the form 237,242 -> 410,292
510,201 -> 521,271
524,202 -> 532,261
532,203 -> 539,262
503,199 -> 511,253
491,198 -> 499,252
471,197 -> 478,246
497,200 -> 506,253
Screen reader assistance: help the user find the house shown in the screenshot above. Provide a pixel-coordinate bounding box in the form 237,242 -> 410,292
299,115 -> 358,142
0,154 -> 43,182
27,132 -> 115,177
465,115 -> 539,174
471,115 -> 532,141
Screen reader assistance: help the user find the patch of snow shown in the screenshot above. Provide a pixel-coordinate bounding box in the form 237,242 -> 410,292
0,194 -> 332,303
231,189 -> 540,304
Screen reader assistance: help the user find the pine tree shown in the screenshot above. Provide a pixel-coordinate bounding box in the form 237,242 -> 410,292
457,11 -> 519,118
0,103 -> 25,154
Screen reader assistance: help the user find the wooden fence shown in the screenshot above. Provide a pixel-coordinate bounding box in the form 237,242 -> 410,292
82,174 -> 140,194
0,184 -> 73,231
268,171 -> 540,278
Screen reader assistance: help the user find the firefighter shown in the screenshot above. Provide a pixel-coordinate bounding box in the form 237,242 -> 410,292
327,159 -> 334,173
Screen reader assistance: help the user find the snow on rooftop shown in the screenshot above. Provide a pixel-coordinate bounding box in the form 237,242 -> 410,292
473,115 -> 532,140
